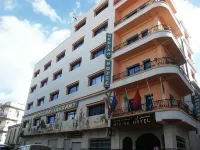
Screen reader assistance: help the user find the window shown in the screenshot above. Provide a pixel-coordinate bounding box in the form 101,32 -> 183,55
143,59 -> 151,70
126,34 -> 139,45
27,102 -> 33,110
33,118 -> 40,126
91,44 -> 105,59
176,136 -> 186,150
37,97 -> 45,106
34,70 -> 40,78
64,111 -> 76,120
50,91 -> 59,101
88,103 -> 105,116
94,1 -> 108,16
141,29 -> 148,38
75,18 -> 86,31
89,138 -> 111,150
90,72 -> 104,86
94,22 -> 108,37
67,82 -> 79,94
57,51 -> 65,62
44,61 -> 51,71
41,78 -> 48,87
23,121 -> 29,128
127,64 -> 140,76
53,70 -> 62,80
73,38 -> 84,50
47,115 -> 55,124
70,58 -> 81,71
30,85 -> 37,93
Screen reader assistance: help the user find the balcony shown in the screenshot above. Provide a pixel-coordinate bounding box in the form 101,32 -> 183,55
113,25 -> 186,64
114,0 -> 181,37
111,99 -> 197,130
112,57 -> 192,95
187,58 -> 197,72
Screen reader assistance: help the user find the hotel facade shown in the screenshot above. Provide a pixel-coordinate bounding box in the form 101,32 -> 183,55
21,0 -> 200,150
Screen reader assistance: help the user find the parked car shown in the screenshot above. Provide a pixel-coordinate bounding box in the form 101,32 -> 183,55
19,144 -> 51,150
0,144 -> 10,150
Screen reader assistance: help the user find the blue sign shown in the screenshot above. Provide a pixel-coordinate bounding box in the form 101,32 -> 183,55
105,33 -> 113,59
104,60 -> 112,89
191,95 -> 200,121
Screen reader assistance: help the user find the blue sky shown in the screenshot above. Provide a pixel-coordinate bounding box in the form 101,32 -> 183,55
0,0 -> 200,104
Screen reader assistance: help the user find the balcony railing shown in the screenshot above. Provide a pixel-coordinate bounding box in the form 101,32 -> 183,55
113,57 -> 190,82
114,0 -> 167,26
113,24 -> 183,53
111,99 -> 195,120
114,0 -> 122,5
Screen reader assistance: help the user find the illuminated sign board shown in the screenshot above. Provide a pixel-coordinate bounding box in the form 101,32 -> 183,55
192,95 -> 200,121
105,33 -> 113,59
111,113 -> 156,127
34,102 -> 78,117
104,59 -> 112,89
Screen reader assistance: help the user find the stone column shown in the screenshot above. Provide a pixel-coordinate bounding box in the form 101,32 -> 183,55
163,125 -> 177,150
111,130 -> 120,150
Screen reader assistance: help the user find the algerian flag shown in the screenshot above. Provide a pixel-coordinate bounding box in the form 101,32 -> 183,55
122,89 -> 129,112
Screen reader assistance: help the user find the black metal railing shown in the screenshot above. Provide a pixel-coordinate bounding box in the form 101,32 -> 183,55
113,24 -> 172,52
111,99 -> 195,119
113,57 -> 179,82
114,0 -> 167,26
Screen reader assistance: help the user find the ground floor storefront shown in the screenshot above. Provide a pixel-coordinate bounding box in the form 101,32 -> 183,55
21,124 -> 200,150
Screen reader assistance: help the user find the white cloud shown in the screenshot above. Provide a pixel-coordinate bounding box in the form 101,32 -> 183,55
3,0 -> 18,10
76,1 -> 81,9
173,0 -> 200,84
88,0 -> 101,4
31,0 -> 63,23
0,16 -> 70,104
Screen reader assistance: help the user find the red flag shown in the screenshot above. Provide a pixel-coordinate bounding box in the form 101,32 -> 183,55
133,88 -> 142,110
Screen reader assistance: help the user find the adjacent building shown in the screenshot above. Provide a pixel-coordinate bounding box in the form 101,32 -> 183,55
21,0 -> 200,150
0,102 -> 25,144
4,124 -> 22,149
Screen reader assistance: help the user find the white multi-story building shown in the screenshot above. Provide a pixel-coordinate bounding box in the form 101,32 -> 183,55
0,102 -> 25,144
22,0 -> 200,150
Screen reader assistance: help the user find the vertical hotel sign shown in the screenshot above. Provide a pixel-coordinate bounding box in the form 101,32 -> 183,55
192,95 -> 200,121
104,33 -> 113,89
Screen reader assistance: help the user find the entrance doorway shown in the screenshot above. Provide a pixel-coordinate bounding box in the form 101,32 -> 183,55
123,137 -> 132,150
136,133 -> 161,150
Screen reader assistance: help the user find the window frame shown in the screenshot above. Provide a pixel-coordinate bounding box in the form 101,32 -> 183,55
23,121 -> 29,128
75,18 -> 86,31
44,61 -> 51,71
27,102 -> 33,110
73,37 -> 84,51
66,81 -> 79,95
93,21 -> 108,37
143,59 -> 151,70
30,85 -> 37,93
34,70 -> 40,78
50,90 -> 59,101
91,43 -> 106,59
40,78 -> 48,88
56,50 -> 65,62
47,114 -> 56,124
94,1 -> 108,16
33,118 -> 41,126
53,69 -> 62,80
70,58 -> 82,71
64,110 -> 77,121
127,63 -> 140,76
89,70 -> 104,86
88,102 -> 105,117
37,97 -> 45,106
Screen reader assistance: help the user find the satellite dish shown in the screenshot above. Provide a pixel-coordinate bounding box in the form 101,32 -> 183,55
72,13 -> 78,21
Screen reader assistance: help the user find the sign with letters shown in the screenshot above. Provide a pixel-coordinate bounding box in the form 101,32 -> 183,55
104,59 -> 112,89
34,102 -> 78,117
105,33 -> 113,59
192,95 -> 200,121
111,113 -> 156,127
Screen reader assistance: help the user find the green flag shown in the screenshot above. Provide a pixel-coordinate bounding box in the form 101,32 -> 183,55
124,90 -> 128,101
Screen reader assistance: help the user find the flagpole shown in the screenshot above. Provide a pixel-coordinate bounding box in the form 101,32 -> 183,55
125,88 -> 129,99
146,78 -> 151,94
